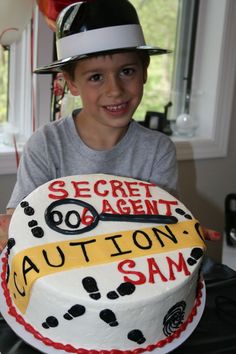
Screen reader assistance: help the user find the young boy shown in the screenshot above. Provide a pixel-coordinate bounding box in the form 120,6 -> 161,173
0,0 -> 219,250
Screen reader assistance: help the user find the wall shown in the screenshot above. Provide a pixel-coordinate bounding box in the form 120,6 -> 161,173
0,174 -> 16,213
178,91 -> 236,262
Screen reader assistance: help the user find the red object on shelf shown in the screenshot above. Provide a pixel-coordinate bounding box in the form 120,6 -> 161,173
37,0 -> 84,31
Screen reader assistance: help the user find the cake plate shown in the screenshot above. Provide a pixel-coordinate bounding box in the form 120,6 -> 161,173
0,249 -> 206,354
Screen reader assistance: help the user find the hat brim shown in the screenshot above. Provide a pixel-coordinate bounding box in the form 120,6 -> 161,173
34,46 -> 172,74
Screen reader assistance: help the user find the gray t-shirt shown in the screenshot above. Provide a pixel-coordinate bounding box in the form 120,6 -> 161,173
7,116 -> 178,208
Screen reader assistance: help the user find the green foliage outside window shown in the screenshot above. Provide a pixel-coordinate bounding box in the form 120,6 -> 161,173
131,0 -> 178,120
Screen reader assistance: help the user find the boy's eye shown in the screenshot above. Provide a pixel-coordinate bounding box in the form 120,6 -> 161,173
121,67 -> 136,76
89,73 -> 102,82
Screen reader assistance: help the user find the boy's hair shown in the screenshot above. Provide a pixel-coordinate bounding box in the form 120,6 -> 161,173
62,50 -> 150,81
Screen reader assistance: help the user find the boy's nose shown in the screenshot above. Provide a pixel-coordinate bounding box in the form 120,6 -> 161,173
105,76 -> 123,97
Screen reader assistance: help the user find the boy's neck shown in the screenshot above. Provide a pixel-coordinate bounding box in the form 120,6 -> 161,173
73,112 -> 129,150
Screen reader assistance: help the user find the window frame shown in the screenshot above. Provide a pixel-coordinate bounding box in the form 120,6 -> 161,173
173,0 -> 236,160
0,24 -> 33,174
0,0 -> 235,174
0,8 -> 52,174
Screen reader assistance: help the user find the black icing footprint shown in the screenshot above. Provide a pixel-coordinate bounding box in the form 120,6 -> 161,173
21,201 -> 35,216
99,309 -> 118,327
6,238 -> 16,281
175,208 -> 192,220
28,220 -> 44,238
127,329 -> 146,344
63,304 -> 86,320
107,282 -> 135,300
42,316 -> 59,329
20,201 -> 44,238
7,238 -> 16,255
187,247 -> 204,266
82,276 -> 101,300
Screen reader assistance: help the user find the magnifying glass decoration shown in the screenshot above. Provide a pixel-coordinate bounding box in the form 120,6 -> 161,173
45,199 -> 178,235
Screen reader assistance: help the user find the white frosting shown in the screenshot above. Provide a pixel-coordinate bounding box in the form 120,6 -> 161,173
6,174 -> 205,352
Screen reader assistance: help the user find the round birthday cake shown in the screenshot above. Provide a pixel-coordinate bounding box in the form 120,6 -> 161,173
1,174 -> 206,353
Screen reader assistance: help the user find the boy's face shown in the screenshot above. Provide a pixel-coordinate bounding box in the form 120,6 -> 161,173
64,52 -> 148,131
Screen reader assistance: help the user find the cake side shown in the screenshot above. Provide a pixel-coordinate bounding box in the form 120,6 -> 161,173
1,252 -> 204,352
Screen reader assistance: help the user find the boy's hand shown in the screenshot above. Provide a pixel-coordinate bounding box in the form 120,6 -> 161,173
202,226 -> 221,241
0,214 -> 12,253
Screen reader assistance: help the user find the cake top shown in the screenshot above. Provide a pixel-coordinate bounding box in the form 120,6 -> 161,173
7,174 -> 206,314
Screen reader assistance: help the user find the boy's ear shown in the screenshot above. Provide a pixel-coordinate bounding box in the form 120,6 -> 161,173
143,68 -> 148,84
63,72 -> 80,96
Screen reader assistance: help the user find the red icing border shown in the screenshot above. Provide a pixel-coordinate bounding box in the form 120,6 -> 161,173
1,253 -> 203,354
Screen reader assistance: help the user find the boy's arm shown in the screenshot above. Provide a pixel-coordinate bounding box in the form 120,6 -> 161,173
0,209 -> 14,253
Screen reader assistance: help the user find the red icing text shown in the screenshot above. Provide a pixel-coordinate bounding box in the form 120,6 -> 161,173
48,178 -> 178,216
118,252 -> 191,285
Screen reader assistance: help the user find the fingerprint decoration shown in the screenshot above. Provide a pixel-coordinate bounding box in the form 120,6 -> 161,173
163,301 -> 186,337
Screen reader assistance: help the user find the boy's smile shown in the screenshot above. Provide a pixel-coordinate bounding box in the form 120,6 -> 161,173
64,52 -> 148,149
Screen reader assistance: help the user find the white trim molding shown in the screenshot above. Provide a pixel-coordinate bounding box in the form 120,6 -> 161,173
0,8 -> 52,175
0,151 -> 21,174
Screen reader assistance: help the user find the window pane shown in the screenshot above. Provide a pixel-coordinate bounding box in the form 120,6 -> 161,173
130,0 -> 179,120
0,47 -> 9,124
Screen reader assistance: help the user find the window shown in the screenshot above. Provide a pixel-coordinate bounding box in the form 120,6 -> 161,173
0,7 -> 53,174
130,0 -> 235,162
0,47 -> 9,125
0,21 -> 33,173
174,0 -> 235,160
130,0 -> 179,120
0,0 -> 235,174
